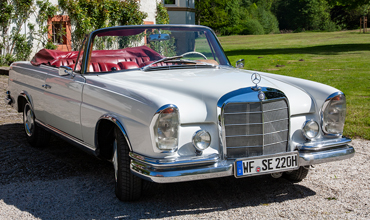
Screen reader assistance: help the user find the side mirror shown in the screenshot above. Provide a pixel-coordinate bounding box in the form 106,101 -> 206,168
59,66 -> 74,77
236,59 -> 244,69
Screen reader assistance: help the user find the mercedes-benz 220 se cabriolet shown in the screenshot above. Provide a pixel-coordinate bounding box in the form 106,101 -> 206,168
5,25 -> 354,201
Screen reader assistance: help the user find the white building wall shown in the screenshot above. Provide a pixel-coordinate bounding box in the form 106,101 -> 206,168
2,0 -> 158,60
140,0 -> 161,24
165,0 -> 195,25
2,0 -> 60,58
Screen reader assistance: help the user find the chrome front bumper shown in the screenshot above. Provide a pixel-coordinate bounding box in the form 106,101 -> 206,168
130,138 -> 355,183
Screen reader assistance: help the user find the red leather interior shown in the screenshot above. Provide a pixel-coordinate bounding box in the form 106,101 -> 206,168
90,63 -> 121,72
31,45 -> 163,73
58,59 -> 76,67
31,49 -> 79,67
118,62 -> 139,69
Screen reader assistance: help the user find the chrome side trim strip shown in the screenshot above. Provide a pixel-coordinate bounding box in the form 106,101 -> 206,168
129,152 -> 219,168
35,119 -> 96,152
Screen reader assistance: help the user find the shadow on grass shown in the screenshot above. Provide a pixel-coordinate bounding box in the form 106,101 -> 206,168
225,43 -> 370,56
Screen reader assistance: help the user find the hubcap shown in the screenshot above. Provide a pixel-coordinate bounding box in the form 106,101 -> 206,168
112,139 -> 118,182
24,105 -> 35,137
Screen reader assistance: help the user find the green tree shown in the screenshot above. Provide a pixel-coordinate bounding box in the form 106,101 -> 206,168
58,0 -> 147,50
195,0 -> 279,35
274,0 -> 336,31
329,0 -> 370,30
156,2 -> 170,24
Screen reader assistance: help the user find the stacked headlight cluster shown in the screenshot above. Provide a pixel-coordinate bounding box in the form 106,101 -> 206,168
302,92 -> 346,140
153,105 -> 180,152
153,105 -> 211,154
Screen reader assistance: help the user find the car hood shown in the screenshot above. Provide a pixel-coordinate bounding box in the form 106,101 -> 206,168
97,67 -> 314,124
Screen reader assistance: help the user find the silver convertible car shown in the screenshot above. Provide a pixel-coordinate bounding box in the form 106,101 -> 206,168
5,25 -> 354,201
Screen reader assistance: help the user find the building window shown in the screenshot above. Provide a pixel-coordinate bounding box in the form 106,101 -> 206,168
48,15 -> 72,51
164,0 -> 176,5
52,22 -> 66,44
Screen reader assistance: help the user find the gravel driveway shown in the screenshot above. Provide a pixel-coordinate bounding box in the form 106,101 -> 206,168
0,74 -> 369,219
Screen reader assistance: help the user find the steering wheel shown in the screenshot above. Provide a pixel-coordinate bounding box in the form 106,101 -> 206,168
180,51 -> 207,60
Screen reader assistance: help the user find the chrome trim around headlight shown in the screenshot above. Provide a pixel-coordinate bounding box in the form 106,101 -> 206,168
320,91 -> 346,137
150,104 -> 180,153
192,130 -> 211,152
302,119 -> 320,140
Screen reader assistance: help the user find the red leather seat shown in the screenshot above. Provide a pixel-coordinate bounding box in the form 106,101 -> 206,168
58,59 -> 75,67
89,63 -> 121,72
89,56 -> 148,72
118,62 -> 139,70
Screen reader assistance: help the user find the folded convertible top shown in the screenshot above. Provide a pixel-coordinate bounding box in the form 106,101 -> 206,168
30,46 -> 163,67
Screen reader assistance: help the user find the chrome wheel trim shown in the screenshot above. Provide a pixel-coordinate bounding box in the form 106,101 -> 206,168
113,139 -> 118,182
24,104 -> 35,137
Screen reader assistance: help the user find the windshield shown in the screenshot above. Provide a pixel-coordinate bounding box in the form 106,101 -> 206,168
84,26 -> 230,73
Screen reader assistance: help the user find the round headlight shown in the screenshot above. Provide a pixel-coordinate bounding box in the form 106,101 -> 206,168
192,130 -> 211,151
302,120 -> 319,139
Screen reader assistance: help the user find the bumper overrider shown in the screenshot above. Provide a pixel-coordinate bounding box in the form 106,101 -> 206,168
130,137 -> 354,183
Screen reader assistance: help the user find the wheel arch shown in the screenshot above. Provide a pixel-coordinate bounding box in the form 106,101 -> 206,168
17,91 -> 33,113
95,114 -> 133,160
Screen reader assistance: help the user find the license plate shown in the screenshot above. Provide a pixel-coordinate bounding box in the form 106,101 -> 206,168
234,152 -> 299,177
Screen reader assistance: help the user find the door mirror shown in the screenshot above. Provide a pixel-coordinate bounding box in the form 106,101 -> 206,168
59,66 -> 74,77
236,59 -> 245,69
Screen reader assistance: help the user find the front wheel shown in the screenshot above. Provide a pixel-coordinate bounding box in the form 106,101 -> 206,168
283,166 -> 309,182
113,127 -> 142,201
23,103 -> 50,148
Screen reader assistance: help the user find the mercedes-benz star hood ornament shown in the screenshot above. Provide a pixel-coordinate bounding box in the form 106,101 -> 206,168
251,72 -> 261,91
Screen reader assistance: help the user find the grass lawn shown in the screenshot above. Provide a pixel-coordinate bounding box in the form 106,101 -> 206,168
220,30 -> 370,139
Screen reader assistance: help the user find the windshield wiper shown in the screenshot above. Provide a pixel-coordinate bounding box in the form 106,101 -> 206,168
164,60 -> 198,64
142,55 -> 183,71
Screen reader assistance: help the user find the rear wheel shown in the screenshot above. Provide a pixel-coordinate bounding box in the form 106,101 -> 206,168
23,103 -> 50,148
113,127 -> 142,201
283,166 -> 309,182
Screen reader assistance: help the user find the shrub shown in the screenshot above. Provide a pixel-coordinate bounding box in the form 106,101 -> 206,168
0,54 -> 15,66
156,2 -> 170,24
240,19 -> 265,35
257,7 -> 280,34
322,20 -> 338,32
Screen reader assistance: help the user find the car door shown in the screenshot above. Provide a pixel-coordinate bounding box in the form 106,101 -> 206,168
42,71 -> 85,140
12,64 -> 51,124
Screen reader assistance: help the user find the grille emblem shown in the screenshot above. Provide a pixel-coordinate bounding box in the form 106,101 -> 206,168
258,91 -> 265,100
251,73 -> 261,91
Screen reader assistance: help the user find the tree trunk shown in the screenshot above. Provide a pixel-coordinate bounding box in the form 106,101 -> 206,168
364,16 -> 366,33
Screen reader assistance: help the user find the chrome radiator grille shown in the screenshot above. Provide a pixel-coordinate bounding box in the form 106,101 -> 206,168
223,99 -> 289,159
